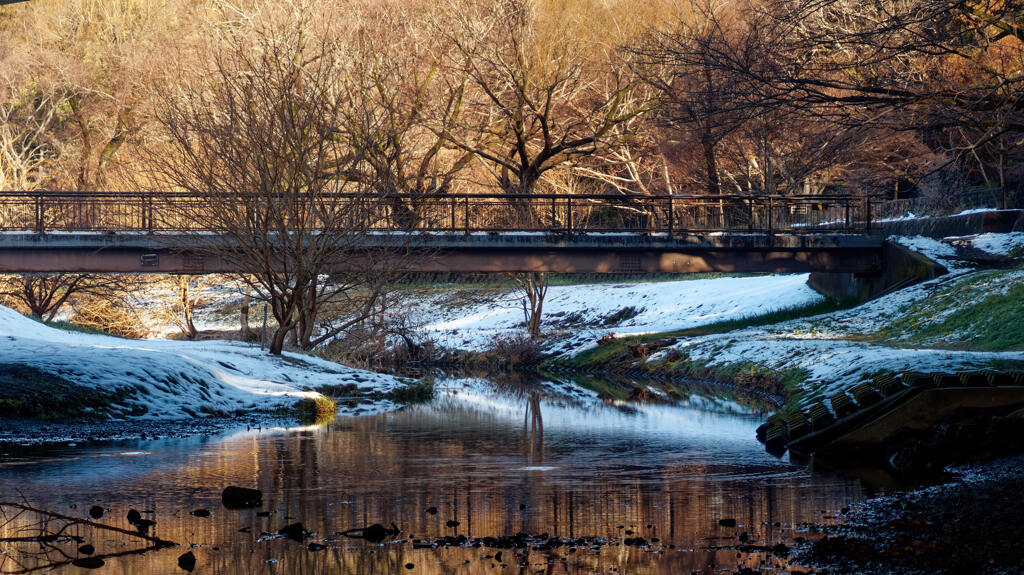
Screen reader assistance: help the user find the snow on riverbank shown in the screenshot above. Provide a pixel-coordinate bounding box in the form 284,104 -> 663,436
644,238 -> 1024,408
418,274 -> 825,353
0,304 -> 403,419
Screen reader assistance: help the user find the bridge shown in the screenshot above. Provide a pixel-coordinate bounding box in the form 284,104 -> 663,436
0,191 -> 885,274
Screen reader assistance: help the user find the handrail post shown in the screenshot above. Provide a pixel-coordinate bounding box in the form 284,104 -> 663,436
767,196 -> 773,235
450,197 -> 456,232
864,197 -> 872,235
34,194 -> 43,233
566,196 -> 572,233
464,196 -> 469,235
667,195 -> 673,236
845,200 -> 851,233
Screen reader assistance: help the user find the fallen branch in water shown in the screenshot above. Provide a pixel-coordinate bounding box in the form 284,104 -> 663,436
1,544 -> 167,575
0,502 -> 177,547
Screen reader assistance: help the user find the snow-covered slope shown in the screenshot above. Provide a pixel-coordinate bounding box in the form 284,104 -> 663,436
646,236 -> 1024,408
418,274 -> 825,353
0,304 -> 403,419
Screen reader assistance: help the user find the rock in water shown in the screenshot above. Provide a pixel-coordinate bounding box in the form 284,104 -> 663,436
78,544 -> 95,555
126,509 -> 142,524
718,518 -> 737,528
71,558 -> 105,569
278,523 -> 309,542
88,506 -> 104,519
425,507 -> 438,515
339,523 -> 399,543
177,551 -> 197,572
307,543 -> 326,552
222,486 -> 263,509
190,509 -> 211,518
134,519 -> 156,535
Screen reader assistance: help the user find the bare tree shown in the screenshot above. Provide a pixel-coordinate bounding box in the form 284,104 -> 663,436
148,275 -> 213,341
334,10 -> 475,227
643,0 -> 1024,203
437,0 -> 652,205
0,0 -> 186,191
511,272 -> 548,339
0,273 -> 133,323
147,14 -> 407,355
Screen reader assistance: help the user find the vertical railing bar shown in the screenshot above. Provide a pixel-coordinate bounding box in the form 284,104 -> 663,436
566,196 -> 572,233
667,195 -> 673,236
35,194 -> 43,233
864,197 -> 872,235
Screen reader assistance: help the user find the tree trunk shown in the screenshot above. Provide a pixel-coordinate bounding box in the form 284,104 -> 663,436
179,277 -> 198,340
513,272 -> 548,339
240,284 -> 251,338
268,326 -> 289,355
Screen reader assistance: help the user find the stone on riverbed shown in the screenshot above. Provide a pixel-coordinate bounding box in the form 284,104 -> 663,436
221,486 -> 263,509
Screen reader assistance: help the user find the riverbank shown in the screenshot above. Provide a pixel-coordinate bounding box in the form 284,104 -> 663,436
0,302 -> 410,435
798,453 -> 1024,575
538,234 -> 1024,415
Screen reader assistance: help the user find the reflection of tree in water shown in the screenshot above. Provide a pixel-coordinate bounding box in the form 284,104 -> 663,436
0,374 -> 867,574
524,392 -> 544,464
0,502 -> 174,574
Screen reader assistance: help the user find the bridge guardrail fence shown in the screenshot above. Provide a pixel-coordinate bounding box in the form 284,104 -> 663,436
0,191 -> 881,235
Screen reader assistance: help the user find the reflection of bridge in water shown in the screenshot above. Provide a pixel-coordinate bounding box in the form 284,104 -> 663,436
0,191 -> 884,274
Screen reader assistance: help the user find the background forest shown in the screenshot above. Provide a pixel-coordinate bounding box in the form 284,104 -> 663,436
1,0 -> 1022,353
2,0 -> 1022,205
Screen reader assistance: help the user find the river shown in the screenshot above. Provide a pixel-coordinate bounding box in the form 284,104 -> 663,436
0,375 -> 866,574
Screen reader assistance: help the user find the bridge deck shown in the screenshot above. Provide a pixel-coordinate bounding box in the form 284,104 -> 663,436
0,231 -> 884,274
0,191 -> 885,274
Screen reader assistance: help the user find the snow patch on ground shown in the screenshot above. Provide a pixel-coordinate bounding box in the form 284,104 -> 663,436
892,235 -> 963,270
671,334 -> 1021,407
653,254 -> 1024,409
417,274 -> 825,353
970,232 -> 1024,257
0,304 -> 403,419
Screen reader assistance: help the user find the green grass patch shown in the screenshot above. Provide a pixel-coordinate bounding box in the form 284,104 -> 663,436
387,380 -> 437,404
28,318 -> 127,338
293,396 -> 338,424
0,363 -> 135,420
565,374 -> 634,400
566,298 -> 856,369
861,267 -> 1024,351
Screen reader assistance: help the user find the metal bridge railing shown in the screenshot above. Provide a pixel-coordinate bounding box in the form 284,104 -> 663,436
0,191 -> 880,235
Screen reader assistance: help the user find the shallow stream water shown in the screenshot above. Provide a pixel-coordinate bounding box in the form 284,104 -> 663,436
0,376 -> 866,574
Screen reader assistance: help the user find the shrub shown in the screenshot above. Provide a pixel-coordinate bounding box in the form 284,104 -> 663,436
481,334 -> 543,367
388,380 -> 436,404
293,396 -> 337,424
602,306 -> 643,326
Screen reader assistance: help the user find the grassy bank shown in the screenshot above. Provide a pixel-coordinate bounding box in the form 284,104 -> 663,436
549,299 -> 850,414
0,364 -> 139,419
856,266 -> 1024,351
564,297 -> 856,369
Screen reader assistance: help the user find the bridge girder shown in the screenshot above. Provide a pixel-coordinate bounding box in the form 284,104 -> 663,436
0,232 -> 884,275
